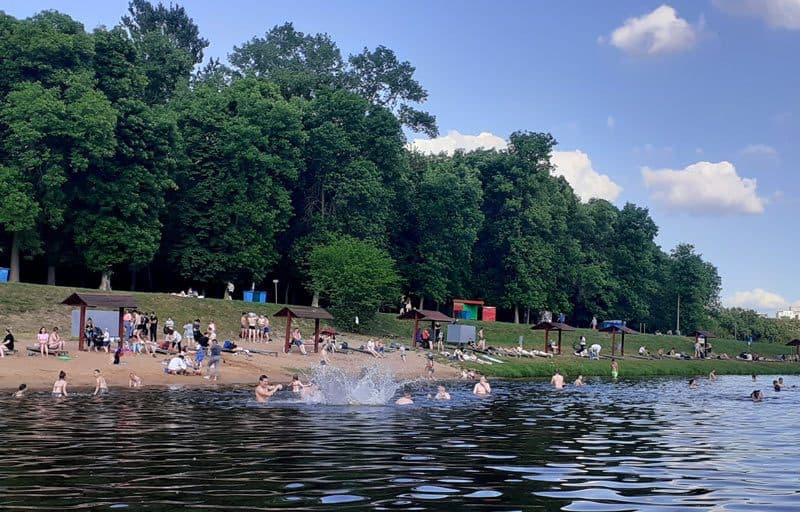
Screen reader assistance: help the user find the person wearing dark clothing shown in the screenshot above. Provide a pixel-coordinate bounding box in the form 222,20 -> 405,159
149,313 -> 158,345
3,328 -> 15,351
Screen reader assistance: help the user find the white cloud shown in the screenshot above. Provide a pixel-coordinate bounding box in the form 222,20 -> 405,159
551,150 -> 623,202
739,143 -> 779,159
607,115 -> 616,128
408,130 -> 506,155
725,288 -> 788,310
642,161 -> 765,215
408,131 -> 622,203
713,0 -> 800,29
606,5 -> 699,56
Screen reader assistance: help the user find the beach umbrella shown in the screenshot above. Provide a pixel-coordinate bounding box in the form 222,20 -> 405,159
786,339 -> 800,356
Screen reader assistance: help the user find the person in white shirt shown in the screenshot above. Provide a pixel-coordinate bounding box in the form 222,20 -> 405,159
167,355 -> 188,375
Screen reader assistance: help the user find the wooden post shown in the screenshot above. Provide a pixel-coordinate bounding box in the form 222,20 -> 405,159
620,332 -> 625,356
611,331 -> 616,356
284,315 -> 293,353
544,328 -> 549,353
118,307 -> 124,344
314,318 -> 320,353
79,305 -> 87,351
413,317 -> 420,348
557,330 -> 562,355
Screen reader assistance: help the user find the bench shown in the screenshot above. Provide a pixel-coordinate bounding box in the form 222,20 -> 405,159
27,346 -> 69,357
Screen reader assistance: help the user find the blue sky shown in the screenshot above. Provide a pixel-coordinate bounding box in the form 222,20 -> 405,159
5,0 -> 799,313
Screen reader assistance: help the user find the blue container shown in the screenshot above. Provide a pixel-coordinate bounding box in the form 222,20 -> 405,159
257,291 -> 267,303
0,267 -> 8,282
243,291 -> 254,302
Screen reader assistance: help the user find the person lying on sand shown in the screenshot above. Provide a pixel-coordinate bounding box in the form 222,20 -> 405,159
473,376 -> 491,396
396,390 -> 414,405
255,375 -> 282,402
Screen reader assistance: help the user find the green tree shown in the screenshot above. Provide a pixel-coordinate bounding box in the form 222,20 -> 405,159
167,77 -> 306,285
669,243 -> 722,332
307,236 -> 400,330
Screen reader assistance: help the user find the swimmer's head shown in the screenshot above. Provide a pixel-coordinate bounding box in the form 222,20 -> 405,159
437,385 -> 446,393
259,375 -> 269,384
18,383 -> 26,391
292,375 -> 299,381
94,369 -> 101,375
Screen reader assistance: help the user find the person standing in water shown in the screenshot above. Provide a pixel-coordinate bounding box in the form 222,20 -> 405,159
396,389 -> 414,405
13,383 -> 27,398
574,375 -> 585,387
611,359 -> 619,381
254,375 -> 282,402
129,373 -> 142,388
550,370 -> 565,390
93,369 -> 108,396
290,375 -> 308,393
52,371 -> 68,397
434,385 -> 451,400
473,376 -> 491,396
709,370 -> 717,381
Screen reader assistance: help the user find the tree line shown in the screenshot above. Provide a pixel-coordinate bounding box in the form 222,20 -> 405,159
2,1 -> 787,339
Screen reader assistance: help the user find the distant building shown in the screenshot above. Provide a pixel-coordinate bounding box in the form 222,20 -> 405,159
776,307 -> 800,320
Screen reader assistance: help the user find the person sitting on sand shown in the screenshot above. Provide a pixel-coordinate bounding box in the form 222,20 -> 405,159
13,383 -> 26,398
638,346 -> 649,357
47,326 -> 65,353
1,328 -> 15,357
689,378 -> 699,389
751,390 -> 764,402
550,370 -> 565,390
434,385 -> 451,400
290,375 -> 307,393
141,328 -> 157,357
52,370 -> 68,397
93,369 -> 108,396
255,375 -> 282,402
366,339 -> 380,358
574,375 -> 585,387
396,389 -> 414,405
291,328 -> 308,355
473,376 -> 491,396
656,348 -> 665,359
167,355 -> 189,375
709,370 -> 717,381
574,338 -> 587,357
129,373 -> 142,388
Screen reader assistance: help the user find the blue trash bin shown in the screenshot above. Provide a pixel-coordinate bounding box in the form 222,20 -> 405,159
0,268 -> 8,282
243,291 -> 254,302
257,291 -> 267,303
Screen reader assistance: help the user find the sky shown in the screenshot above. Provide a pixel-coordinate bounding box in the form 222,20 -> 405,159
4,0 -> 799,314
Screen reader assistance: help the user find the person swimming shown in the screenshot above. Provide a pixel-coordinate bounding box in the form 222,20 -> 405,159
52,371 -> 68,397
12,383 -> 26,398
92,369 -> 108,396
473,376 -> 491,396
689,378 -> 699,389
574,375 -> 585,387
773,380 -> 781,392
434,385 -> 451,400
751,390 -> 764,402
550,370 -> 564,390
396,389 -> 414,405
751,373 -> 757,382
255,375 -> 282,403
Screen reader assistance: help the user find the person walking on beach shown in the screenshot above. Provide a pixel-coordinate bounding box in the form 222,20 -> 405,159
255,375 -> 282,402
551,370 -> 564,390
473,376 -> 491,396
425,355 -> 435,379
52,371 -> 68,397
611,359 -> 619,381
93,369 -> 108,396
590,316 -> 598,330
205,340 -> 222,381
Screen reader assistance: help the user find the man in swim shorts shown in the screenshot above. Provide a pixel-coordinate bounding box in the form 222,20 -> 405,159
255,375 -> 282,402
611,359 -> 619,380
550,370 -> 564,390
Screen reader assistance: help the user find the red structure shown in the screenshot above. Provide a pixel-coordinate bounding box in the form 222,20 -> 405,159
531,321 -> 576,354
481,306 -> 496,322
274,306 -> 334,354
61,293 -> 138,351
398,309 -> 452,348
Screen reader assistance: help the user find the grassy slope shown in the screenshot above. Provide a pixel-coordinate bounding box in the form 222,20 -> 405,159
1,282 -> 798,377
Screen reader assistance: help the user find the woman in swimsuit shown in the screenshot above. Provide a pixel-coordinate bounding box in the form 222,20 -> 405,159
52,370 -> 68,397
37,327 -> 49,357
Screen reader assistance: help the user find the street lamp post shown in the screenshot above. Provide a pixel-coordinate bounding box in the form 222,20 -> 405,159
273,279 -> 279,304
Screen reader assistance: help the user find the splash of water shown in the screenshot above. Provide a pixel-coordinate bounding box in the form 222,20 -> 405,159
301,365 -> 402,405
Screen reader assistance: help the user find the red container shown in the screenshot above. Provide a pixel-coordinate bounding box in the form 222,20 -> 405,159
482,306 -> 496,322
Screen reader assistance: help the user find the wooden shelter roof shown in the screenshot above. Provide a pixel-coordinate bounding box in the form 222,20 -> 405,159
273,306 -> 333,320
398,309 -> 452,322
599,325 -> 639,335
453,299 -> 485,305
61,292 -> 138,309
786,339 -> 800,347
531,321 -> 576,332
687,330 -> 716,339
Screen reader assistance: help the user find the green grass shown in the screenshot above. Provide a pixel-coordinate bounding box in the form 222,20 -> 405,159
1,281 -> 798,378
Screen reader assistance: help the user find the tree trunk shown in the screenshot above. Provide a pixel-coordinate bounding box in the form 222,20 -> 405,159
47,265 -> 56,286
99,271 -> 112,291
514,306 -> 520,324
525,307 -> 530,324
9,232 -> 20,282
419,296 -> 424,310
284,281 -> 290,305
130,268 -> 137,291
311,290 -> 320,308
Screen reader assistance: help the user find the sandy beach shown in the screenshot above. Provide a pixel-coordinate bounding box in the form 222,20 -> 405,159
0,340 -> 459,392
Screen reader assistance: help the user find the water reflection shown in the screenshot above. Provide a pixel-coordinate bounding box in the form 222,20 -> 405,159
1,376 -> 799,510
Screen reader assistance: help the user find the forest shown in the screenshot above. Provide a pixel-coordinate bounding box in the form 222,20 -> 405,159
1,1 -> 794,340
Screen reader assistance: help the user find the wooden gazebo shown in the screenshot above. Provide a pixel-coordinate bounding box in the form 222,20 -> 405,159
274,306 -> 334,354
599,324 -> 639,356
687,330 -> 716,356
398,309 -> 452,348
786,339 -> 800,356
531,321 -> 576,354
61,292 -> 138,351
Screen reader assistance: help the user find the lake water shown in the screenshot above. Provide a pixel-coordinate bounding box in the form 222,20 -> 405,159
1,374 -> 798,511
